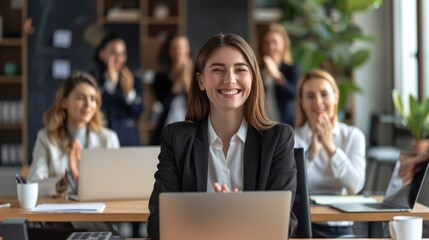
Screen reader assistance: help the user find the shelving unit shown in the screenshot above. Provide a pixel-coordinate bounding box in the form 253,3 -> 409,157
0,0 -> 28,168
97,0 -> 186,71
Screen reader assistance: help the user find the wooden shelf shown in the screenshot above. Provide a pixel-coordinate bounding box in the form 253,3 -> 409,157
97,0 -> 186,71
98,17 -> 140,24
0,124 -> 22,130
0,76 -> 22,84
0,38 -> 22,46
0,0 -> 27,166
141,37 -> 164,44
143,17 -> 180,24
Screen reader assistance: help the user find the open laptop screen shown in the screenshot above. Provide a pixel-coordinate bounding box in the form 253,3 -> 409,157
160,191 -> 291,240
383,152 -> 429,209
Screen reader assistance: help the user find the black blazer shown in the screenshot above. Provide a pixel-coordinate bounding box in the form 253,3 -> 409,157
147,118 -> 297,239
91,67 -> 144,146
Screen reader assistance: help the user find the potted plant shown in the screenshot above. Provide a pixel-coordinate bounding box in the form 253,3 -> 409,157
277,0 -> 382,120
392,89 -> 429,153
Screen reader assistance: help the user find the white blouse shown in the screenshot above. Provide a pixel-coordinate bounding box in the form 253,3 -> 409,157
294,122 -> 366,195
206,118 -> 247,192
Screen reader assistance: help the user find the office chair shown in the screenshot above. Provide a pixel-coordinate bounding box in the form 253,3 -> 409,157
292,148 -> 312,238
365,114 -> 401,192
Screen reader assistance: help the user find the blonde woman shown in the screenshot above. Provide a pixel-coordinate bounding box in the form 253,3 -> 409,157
294,69 -> 365,237
259,23 -> 301,126
28,71 -> 119,196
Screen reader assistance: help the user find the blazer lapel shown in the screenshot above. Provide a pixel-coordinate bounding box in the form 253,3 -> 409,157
243,126 -> 261,191
193,118 -> 209,192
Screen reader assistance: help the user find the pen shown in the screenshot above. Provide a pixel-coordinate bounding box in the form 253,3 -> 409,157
16,174 -> 26,184
15,174 -> 21,184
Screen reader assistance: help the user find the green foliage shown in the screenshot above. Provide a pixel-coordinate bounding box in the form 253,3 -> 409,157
392,90 -> 429,139
278,0 -> 382,113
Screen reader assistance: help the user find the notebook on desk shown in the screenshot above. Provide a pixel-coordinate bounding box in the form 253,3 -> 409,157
330,152 -> 429,213
160,191 -> 292,240
76,146 -> 160,201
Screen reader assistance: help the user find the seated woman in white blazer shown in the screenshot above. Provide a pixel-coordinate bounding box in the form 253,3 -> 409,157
28,70 -> 119,196
294,69 -> 366,238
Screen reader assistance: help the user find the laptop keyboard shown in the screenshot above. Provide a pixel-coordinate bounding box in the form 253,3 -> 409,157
67,232 -> 112,240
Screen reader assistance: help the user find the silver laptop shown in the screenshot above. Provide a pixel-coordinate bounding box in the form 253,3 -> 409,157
160,191 -> 291,240
331,152 -> 429,212
77,146 -> 160,201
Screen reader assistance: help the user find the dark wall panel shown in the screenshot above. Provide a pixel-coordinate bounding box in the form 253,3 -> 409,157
186,0 -> 249,58
27,0 -> 97,163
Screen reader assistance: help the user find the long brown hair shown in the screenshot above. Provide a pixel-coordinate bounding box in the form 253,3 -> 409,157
43,70 -> 105,151
258,23 -> 293,65
186,33 -> 275,131
295,69 -> 339,128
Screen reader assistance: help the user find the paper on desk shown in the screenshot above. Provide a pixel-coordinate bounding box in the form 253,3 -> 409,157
31,202 -> 105,213
310,195 -> 378,205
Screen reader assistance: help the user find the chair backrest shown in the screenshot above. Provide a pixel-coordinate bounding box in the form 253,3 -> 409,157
369,113 -> 380,147
292,148 -> 312,238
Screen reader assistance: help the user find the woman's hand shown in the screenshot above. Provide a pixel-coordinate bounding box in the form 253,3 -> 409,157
120,66 -> 134,96
315,113 -> 336,158
309,131 -> 322,160
107,55 -> 119,84
213,182 -> 239,193
69,140 -> 82,182
262,55 -> 284,85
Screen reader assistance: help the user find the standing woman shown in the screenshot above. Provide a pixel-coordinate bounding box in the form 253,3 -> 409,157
28,71 -> 119,196
259,23 -> 300,126
151,34 -> 192,145
92,33 -> 143,146
294,69 -> 365,237
147,33 -> 297,240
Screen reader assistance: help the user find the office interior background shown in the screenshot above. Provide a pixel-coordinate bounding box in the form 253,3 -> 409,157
0,0 -> 428,212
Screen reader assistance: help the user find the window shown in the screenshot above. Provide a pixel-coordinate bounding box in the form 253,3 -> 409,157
423,0 -> 429,96
393,0 -> 418,101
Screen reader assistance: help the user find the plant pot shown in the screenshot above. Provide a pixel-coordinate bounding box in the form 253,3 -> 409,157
412,139 -> 429,154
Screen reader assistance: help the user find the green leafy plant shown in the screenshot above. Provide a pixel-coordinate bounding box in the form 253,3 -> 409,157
392,89 -> 429,140
277,0 -> 382,116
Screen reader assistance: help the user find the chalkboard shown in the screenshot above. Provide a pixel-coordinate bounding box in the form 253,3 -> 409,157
186,0 -> 250,58
27,0 -> 96,163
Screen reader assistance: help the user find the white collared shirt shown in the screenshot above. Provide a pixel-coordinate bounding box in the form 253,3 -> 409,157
294,122 -> 366,195
206,118 -> 247,192
294,121 -> 366,227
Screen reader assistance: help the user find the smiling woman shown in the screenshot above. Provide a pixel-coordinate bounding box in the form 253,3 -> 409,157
27,70 -> 119,197
147,33 -> 298,240
196,46 -> 252,115
294,69 -> 366,238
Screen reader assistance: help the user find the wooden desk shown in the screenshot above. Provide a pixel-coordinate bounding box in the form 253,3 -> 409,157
311,202 -> 429,221
310,196 -> 429,237
1,196 -> 428,237
0,196 -> 149,222
4,196 -> 428,222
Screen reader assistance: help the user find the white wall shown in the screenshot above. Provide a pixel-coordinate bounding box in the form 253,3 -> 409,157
354,1 -> 393,144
